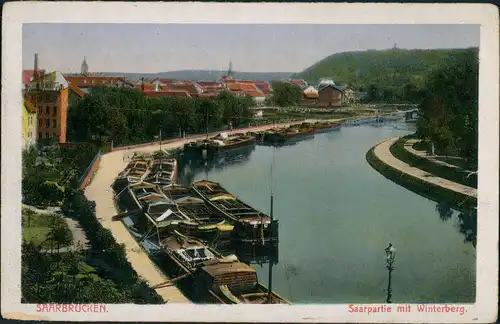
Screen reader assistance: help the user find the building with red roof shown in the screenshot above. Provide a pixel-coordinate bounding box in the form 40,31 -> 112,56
289,79 -> 308,88
142,90 -> 191,98
64,75 -> 134,94
23,69 -> 46,89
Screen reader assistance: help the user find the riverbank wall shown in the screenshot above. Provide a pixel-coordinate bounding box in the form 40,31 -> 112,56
366,138 -> 477,211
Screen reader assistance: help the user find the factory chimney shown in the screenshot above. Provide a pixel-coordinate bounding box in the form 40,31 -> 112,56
34,53 -> 41,90
34,53 -> 39,75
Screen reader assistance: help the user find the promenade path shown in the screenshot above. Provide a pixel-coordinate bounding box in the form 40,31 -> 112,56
84,121 -> 304,303
404,138 -> 474,173
373,137 -> 477,199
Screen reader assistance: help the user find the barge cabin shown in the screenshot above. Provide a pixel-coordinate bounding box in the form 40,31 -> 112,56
194,259 -> 288,304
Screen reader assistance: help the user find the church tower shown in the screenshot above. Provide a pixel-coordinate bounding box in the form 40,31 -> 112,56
81,56 -> 89,75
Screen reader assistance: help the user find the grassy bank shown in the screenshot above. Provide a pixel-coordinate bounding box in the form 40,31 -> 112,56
366,145 -> 477,212
22,208 -> 73,250
389,136 -> 477,188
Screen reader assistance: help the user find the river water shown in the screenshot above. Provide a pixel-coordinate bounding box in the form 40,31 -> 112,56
174,120 -> 476,304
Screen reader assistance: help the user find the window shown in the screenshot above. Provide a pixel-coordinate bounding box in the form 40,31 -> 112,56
37,107 -> 42,115
46,106 -> 50,114
45,132 -> 49,139
39,132 -> 42,139
52,106 -> 57,116
38,119 -> 42,127
52,119 -> 57,128
45,119 -> 50,128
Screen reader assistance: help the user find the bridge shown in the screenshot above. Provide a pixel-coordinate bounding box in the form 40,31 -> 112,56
404,109 -> 419,122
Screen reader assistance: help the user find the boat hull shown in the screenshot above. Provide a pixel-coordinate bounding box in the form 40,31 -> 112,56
208,137 -> 256,155
191,182 -> 279,245
314,123 -> 341,133
199,283 -> 289,304
166,220 -> 234,241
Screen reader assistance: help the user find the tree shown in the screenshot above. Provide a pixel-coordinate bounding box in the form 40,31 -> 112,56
47,220 -> 73,253
22,242 -> 52,299
367,84 -> 381,102
214,91 -> 254,127
269,82 -> 302,107
416,49 -> 478,167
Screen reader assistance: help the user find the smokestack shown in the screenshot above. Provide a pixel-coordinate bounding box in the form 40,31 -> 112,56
34,53 -> 39,73
141,77 -> 144,92
34,53 -> 40,90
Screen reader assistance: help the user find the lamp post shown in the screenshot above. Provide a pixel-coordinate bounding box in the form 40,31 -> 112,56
384,242 -> 396,303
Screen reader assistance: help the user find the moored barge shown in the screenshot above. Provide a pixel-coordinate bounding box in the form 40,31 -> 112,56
311,121 -> 342,132
112,155 -> 152,191
115,182 -> 233,240
183,133 -> 256,158
191,180 -> 279,245
193,260 -> 288,304
145,158 -> 178,186
208,133 -> 256,154
161,232 -> 288,304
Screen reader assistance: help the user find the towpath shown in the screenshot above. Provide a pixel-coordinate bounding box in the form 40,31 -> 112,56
84,121 -> 304,303
373,137 -> 477,198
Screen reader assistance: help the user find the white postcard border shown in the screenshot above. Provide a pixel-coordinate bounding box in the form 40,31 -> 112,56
2,2 -> 498,322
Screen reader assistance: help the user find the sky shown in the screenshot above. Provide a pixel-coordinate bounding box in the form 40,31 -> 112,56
23,24 -> 479,74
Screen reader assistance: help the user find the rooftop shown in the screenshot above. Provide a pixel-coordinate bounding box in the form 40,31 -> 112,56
24,99 -> 37,113
65,75 -> 134,87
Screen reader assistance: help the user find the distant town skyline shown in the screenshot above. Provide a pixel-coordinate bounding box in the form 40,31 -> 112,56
23,24 -> 479,74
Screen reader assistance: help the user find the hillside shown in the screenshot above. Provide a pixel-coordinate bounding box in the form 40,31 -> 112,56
101,70 -> 294,82
294,47 -> 479,87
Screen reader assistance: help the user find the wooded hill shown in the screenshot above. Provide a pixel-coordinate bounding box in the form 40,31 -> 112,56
294,47 -> 479,88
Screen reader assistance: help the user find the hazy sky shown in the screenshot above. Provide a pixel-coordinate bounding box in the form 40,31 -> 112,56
23,24 -> 479,73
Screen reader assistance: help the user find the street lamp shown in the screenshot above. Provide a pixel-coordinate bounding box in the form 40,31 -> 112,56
385,241 -> 396,270
384,242 -> 396,303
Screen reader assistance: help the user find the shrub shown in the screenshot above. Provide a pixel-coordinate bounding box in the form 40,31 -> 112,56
61,191 -> 163,304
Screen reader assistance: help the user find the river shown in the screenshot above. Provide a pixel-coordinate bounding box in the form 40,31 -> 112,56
176,120 -> 476,304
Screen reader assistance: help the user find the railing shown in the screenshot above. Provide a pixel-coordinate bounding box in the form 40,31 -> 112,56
78,149 -> 102,190
111,118 -> 306,152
